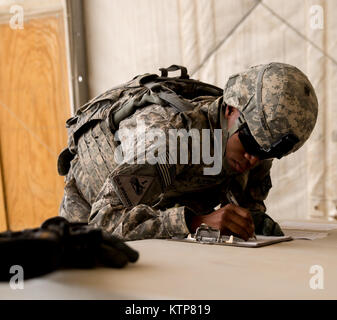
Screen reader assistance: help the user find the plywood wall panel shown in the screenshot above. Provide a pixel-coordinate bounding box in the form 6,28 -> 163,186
0,13 -> 70,230
0,153 -> 7,231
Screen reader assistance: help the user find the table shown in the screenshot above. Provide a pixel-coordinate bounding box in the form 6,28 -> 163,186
1,221 -> 337,299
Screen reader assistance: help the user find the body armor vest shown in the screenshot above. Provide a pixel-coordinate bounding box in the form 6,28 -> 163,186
57,65 -> 223,182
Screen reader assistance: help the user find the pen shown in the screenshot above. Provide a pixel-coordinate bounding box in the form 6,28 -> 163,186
226,190 -> 257,240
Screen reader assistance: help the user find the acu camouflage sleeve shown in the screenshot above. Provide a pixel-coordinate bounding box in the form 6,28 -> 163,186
241,159 -> 273,214
87,104 -> 192,241
59,166 -> 91,223
88,180 -> 191,241
223,160 -> 273,214
238,160 -> 284,236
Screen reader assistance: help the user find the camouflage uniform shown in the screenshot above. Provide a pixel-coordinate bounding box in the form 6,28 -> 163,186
59,62 -> 317,241
59,96 -> 272,241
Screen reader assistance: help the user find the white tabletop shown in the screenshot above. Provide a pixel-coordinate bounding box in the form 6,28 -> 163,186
1,220 -> 337,300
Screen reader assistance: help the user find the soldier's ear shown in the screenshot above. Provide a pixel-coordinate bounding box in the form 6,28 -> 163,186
224,105 -> 235,118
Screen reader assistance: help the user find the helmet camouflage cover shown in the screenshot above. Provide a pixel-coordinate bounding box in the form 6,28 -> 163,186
223,62 -> 318,156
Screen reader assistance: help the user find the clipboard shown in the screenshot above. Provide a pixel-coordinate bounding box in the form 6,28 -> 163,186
170,224 -> 293,248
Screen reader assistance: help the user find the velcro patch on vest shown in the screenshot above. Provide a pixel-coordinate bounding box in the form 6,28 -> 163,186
155,152 -> 176,190
112,175 -> 154,209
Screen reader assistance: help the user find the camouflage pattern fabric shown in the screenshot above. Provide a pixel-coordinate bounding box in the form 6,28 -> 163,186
223,62 -> 318,154
59,95 -> 273,240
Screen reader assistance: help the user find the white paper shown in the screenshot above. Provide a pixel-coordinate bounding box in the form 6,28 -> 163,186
279,220 -> 337,231
283,230 -> 329,240
172,235 -> 293,248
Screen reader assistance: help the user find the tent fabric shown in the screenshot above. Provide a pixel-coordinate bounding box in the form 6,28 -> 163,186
83,0 -> 337,221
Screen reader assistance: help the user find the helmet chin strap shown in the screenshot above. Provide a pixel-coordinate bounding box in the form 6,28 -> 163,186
222,104 -> 245,176
227,109 -> 246,139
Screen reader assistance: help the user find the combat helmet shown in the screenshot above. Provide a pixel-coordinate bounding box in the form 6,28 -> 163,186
223,62 -> 318,159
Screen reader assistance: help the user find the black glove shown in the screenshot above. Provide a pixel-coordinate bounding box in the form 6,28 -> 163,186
0,217 -> 139,281
251,212 -> 284,236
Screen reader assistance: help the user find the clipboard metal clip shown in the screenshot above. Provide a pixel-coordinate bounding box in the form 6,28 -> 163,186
194,223 -> 221,244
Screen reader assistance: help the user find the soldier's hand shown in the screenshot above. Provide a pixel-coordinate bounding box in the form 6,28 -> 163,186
189,204 -> 255,241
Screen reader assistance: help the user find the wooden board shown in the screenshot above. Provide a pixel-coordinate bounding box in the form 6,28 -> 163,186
0,13 -> 70,230
0,152 -> 7,231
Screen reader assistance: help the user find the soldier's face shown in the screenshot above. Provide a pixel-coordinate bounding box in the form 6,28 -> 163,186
225,106 -> 260,173
225,133 -> 260,173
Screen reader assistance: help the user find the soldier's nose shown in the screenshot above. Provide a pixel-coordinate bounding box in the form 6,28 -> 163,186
244,153 -> 259,166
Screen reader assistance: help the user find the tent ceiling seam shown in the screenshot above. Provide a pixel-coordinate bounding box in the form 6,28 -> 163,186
191,0 -> 261,76
192,0 -> 337,77
261,2 -> 337,66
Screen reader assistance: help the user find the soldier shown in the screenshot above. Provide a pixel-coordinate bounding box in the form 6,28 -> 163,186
58,63 -> 318,241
